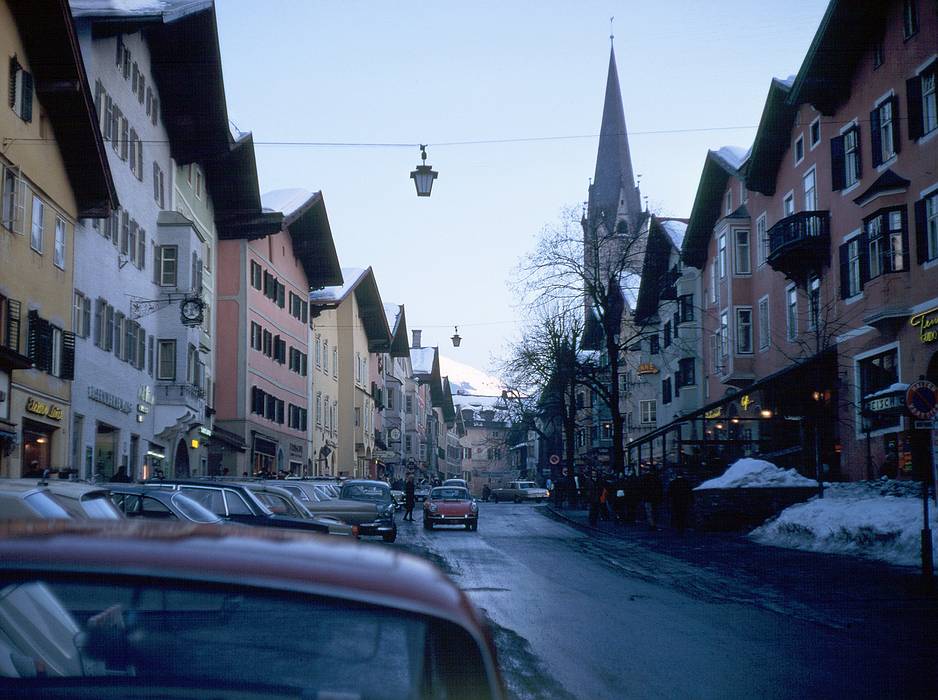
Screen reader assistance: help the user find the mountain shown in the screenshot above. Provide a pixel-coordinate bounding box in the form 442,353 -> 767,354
439,355 -> 503,397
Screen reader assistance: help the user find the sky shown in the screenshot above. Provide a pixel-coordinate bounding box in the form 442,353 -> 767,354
214,0 -> 830,375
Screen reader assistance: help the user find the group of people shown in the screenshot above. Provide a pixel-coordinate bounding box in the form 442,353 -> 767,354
552,466 -> 693,532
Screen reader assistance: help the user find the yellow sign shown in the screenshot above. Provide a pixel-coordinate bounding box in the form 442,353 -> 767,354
637,363 -> 659,375
190,439 -> 200,449
704,407 -> 722,419
740,394 -> 752,410
25,397 -> 63,421
911,306 -> 938,344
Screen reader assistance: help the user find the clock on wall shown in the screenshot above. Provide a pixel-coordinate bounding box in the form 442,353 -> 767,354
180,298 -> 204,326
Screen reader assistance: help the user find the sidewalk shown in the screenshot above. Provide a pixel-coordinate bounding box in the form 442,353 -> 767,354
542,503 -> 938,631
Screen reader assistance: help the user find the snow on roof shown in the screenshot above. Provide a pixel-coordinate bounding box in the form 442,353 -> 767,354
440,355 -> 503,396
713,145 -> 751,172
751,479 -> 938,567
410,347 -> 435,375
776,74 -> 797,88
70,0 -> 211,20
695,458 -> 817,490
452,394 -> 509,423
660,219 -> 687,250
383,303 -> 401,332
262,188 -> 314,218
309,267 -> 367,303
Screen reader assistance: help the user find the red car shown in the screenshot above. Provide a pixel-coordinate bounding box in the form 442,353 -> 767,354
0,520 -> 504,699
424,486 -> 479,531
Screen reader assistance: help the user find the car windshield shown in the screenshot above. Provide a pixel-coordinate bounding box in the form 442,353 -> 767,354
518,483 -> 537,489
430,488 -> 469,500
341,484 -> 391,504
170,493 -> 222,524
0,577 -> 489,698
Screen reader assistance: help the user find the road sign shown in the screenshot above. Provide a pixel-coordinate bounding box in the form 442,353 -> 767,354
549,454 -> 560,465
906,380 -> 938,419
913,420 -> 938,430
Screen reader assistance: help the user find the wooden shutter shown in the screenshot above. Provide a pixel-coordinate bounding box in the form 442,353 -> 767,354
907,76 -> 923,141
852,127 -> 862,182
21,71 -> 32,123
870,108 -> 882,168
915,198 -> 929,264
890,95 -> 901,155
61,331 -> 75,380
5,299 -> 21,352
8,58 -> 17,108
830,135 -> 845,190
838,243 -> 850,299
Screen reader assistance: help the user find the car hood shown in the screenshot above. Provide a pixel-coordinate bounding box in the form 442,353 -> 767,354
427,501 -> 473,516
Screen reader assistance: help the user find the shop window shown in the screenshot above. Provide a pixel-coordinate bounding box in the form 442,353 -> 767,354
859,348 -> 900,432
22,420 -> 53,476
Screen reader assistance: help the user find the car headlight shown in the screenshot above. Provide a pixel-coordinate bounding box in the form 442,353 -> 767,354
428,503 -> 438,513
470,502 -> 478,513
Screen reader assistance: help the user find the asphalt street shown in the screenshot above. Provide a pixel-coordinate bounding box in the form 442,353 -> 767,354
395,502 -> 938,700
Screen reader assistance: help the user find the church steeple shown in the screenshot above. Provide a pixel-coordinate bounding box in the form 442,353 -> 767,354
589,45 -> 642,226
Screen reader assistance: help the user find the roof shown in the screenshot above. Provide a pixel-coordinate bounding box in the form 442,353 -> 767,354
8,0 -> 117,217
71,0 -> 231,164
786,0 -> 889,115
634,217 -> 680,324
712,145 -> 750,172
0,519 -> 490,640
588,45 -> 641,224
660,218 -> 687,250
383,303 -> 410,358
262,190 -> 343,289
744,78 -> 797,196
411,347 -> 436,376
682,148 -> 747,268
452,395 -> 510,424
852,169 -> 911,207
308,267 -> 390,351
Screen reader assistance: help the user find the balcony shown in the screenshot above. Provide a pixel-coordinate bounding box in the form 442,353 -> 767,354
155,382 -> 205,411
766,211 -> 830,283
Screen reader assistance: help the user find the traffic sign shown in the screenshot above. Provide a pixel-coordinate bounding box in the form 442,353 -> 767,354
549,454 -> 560,465
906,380 -> 938,419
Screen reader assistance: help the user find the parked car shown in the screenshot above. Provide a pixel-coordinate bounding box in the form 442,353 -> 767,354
142,479 -> 330,535
108,485 -> 223,524
443,478 -> 469,490
244,483 -> 356,537
338,480 -> 398,542
0,519 -> 506,698
491,480 -> 550,503
274,480 -> 389,536
390,489 -> 404,509
0,480 -> 71,520
2,479 -> 123,519
424,486 -> 478,531
414,481 -> 431,502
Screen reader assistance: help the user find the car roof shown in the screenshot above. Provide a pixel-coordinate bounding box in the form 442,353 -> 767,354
0,520 -> 480,630
342,479 -> 389,488
2,478 -> 109,498
0,479 -> 47,496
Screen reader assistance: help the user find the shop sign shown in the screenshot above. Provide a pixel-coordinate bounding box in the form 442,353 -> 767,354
864,393 -> 904,414
740,395 -> 752,411
704,407 -> 722,419
88,386 -> 132,414
910,306 -> 938,344
199,427 -> 212,437
138,385 -> 154,405
25,397 -> 63,420
637,363 -> 659,375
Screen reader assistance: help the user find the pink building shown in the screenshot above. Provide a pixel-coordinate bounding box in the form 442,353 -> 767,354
214,188 -> 341,475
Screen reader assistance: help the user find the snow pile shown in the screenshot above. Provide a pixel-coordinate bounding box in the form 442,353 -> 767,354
751,480 -> 938,567
440,355 -> 503,396
695,458 -> 818,490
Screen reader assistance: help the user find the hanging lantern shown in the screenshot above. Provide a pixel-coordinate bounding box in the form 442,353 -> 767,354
410,144 -> 438,197
451,326 -> 461,347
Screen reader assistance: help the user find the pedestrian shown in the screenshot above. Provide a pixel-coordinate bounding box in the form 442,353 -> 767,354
668,473 -> 693,533
403,473 -> 416,521
571,470 -> 581,509
545,476 -> 554,494
641,467 -> 664,530
612,471 -> 627,524
482,483 -> 491,502
555,468 -> 569,508
587,469 -> 603,526
109,465 -> 131,483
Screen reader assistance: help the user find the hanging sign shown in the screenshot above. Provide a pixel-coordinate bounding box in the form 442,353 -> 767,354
637,363 -> 659,375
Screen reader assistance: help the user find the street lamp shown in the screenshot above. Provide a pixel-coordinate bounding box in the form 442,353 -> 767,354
451,326 -> 461,347
410,144 -> 438,197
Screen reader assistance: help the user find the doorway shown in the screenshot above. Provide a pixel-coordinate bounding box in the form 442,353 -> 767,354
22,419 -> 55,476
174,439 -> 190,477
94,422 -> 117,479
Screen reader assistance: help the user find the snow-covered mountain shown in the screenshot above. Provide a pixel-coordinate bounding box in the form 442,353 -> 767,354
440,355 -> 503,397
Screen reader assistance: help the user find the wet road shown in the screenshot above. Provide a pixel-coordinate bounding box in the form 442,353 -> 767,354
395,502 -> 936,700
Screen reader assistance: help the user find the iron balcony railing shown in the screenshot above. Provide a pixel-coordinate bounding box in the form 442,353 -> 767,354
155,382 -> 205,406
767,210 -> 831,262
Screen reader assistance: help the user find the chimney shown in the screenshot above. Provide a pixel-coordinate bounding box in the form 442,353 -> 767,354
411,329 -> 422,348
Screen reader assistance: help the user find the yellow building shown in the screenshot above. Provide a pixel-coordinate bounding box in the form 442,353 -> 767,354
0,0 -> 116,477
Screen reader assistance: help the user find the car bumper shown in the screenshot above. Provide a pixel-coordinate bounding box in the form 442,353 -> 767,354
425,513 -> 477,523
357,519 -> 397,537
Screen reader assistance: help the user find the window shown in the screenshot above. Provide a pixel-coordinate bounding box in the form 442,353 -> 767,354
783,191 -> 795,216
859,348 -> 900,431
649,333 -> 659,355
794,134 -> 804,165
803,169 -> 817,211
864,208 -> 907,278
916,191 -> 938,263
30,194 -> 43,253
315,337 -> 322,367
2,167 -> 26,234
332,348 -> 338,377
839,236 -> 863,298
113,312 -> 123,359
316,393 -> 323,426
734,229 -> 750,274
153,162 -> 165,208
873,39 -> 884,70
758,296 -> 770,351
902,0 -> 918,38
786,286 -> 797,340
156,246 -> 177,286
157,340 -> 176,380
53,217 -> 66,269
678,294 -> 694,322
8,57 -> 33,122
719,312 -> 728,358
119,116 -> 129,161
147,335 -> 154,376
640,400 -> 656,425
677,357 -> 695,388
809,117 -> 821,148
831,125 -> 861,190
250,322 -> 262,351
756,213 -> 768,266
406,395 -> 414,414
724,189 -> 732,216
262,329 -> 272,357
250,261 -> 262,290
871,97 -> 899,166
908,62 -> 938,140
735,307 -> 753,354
137,227 -> 146,270
50,326 -> 62,378
661,377 -> 672,405
663,321 -> 671,348
73,291 -> 91,338
322,340 -> 328,374
718,234 -> 726,278
808,276 -> 821,331
709,262 -> 716,304
354,407 -> 360,428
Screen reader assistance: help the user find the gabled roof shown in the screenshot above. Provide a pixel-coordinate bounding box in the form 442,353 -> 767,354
410,346 -> 445,407
744,78 -> 797,196
786,0 -> 890,116
383,303 -> 410,358
10,0 -> 117,217
634,217 -> 678,324
440,377 -> 456,423
262,190 -> 343,289
308,267 -> 390,352
588,45 -> 641,224
71,0 -> 231,163
682,148 -> 746,268
852,168 -> 911,207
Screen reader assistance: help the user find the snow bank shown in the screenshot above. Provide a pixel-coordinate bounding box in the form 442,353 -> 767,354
751,481 -> 938,567
695,458 -> 818,490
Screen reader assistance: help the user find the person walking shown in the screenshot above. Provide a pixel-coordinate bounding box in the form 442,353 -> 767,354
587,469 -> 603,526
641,467 -> 664,530
482,483 -> 491,503
403,473 -> 416,522
668,473 -> 693,533
556,468 -> 570,509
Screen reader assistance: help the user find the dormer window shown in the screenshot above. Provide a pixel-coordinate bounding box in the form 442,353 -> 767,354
724,190 -> 732,215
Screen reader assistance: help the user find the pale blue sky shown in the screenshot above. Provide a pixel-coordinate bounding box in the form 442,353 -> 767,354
215,0 -> 829,373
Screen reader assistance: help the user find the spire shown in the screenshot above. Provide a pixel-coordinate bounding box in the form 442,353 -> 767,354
589,45 -> 641,225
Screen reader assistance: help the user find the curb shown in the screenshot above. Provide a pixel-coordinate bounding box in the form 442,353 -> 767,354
541,505 -> 609,537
